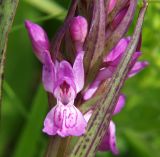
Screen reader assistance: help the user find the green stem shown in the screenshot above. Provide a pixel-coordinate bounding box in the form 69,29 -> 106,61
0,0 -> 19,118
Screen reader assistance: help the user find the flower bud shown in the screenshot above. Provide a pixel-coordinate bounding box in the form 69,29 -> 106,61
69,16 -> 88,48
110,7 -> 128,30
25,20 -> 50,63
108,0 -> 116,14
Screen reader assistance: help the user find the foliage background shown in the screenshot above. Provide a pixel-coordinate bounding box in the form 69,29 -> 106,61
0,0 -> 160,157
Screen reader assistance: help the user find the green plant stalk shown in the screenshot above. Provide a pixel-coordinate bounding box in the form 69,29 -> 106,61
0,0 -> 19,117
69,1 -> 148,157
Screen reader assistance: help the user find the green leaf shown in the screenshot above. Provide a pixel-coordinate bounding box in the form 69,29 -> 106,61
0,81 -> 25,157
0,0 -> 19,115
11,14 -> 59,33
12,85 -> 48,157
5,0 -> 41,104
24,0 -> 66,20
3,80 -> 28,118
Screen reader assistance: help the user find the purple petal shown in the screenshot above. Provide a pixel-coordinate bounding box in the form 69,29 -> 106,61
43,100 -> 87,137
59,102 -> 87,137
42,105 -> 59,136
108,0 -> 116,14
73,51 -> 85,93
42,51 -> 55,93
84,110 -> 93,123
130,51 -> 141,65
25,20 -> 50,63
128,61 -> 149,78
109,121 -> 119,155
104,37 -> 130,62
113,94 -> 126,115
111,7 -> 128,30
69,16 -> 88,51
83,67 -> 113,100
69,16 -> 88,43
57,61 -> 74,81
55,61 -> 76,93
99,121 -> 119,155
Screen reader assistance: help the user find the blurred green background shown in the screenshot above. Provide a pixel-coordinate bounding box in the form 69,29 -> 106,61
0,0 -> 160,157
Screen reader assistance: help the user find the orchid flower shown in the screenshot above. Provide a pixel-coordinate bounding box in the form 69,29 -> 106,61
25,16 -> 88,137
84,94 -> 126,155
84,37 -> 148,100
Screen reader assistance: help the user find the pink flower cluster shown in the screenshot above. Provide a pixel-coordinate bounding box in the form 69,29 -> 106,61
25,0 -> 148,154
25,18 -> 87,137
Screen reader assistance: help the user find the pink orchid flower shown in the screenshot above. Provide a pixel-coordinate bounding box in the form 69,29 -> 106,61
84,37 -> 148,100
25,17 -> 88,137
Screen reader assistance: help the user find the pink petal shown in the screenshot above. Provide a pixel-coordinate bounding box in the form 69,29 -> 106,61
83,68 -> 113,100
69,16 -> 88,43
84,110 -> 93,123
111,7 -> 128,30
73,51 -> 85,93
109,121 -> 119,155
128,61 -> 149,78
113,94 -> 126,115
42,105 -> 59,136
59,102 -> 87,137
25,20 -> 50,63
108,0 -> 116,14
130,51 -> 141,65
99,121 -> 119,155
43,100 -> 87,137
54,61 -> 76,93
42,51 -> 55,93
104,37 -> 130,62
57,61 -> 74,83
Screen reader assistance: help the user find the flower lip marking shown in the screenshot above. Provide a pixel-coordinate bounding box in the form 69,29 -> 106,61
60,81 -> 70,95
65,106 -> 78,128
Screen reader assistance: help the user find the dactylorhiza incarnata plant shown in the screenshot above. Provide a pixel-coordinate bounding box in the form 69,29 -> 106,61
25,0 -> 148,156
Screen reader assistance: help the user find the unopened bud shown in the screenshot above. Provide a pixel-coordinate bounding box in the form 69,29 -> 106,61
25,20 -> 50,63
108,0 -> 116,14
69,16 -> 88,45
110,7 -> 128,30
